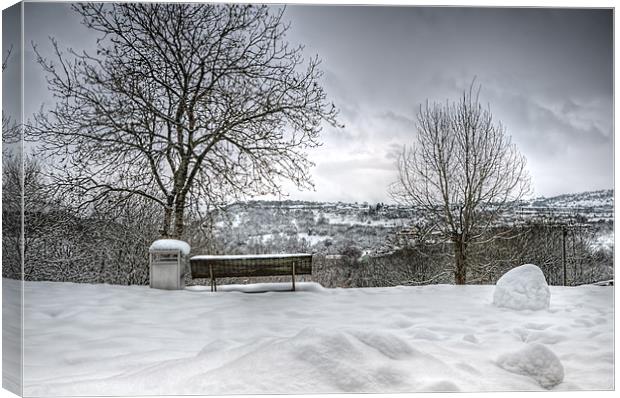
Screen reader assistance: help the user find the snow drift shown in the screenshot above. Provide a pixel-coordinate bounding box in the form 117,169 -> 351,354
493,264 -> 551,310
6,278 -> 612,395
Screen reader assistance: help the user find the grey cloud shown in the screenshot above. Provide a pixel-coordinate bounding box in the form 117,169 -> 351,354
385,143 -> 404,161
561,100 -> 580,116
378,111 -> 415,129
14,3 -> 614,203
317,157 -> 395,174
493,91 -> 610,150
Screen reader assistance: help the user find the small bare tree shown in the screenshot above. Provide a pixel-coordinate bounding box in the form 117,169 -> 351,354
29,3 -> 339,239
2,44 -> 20,145
390,83 -> 531,284
2,44 -> 11,71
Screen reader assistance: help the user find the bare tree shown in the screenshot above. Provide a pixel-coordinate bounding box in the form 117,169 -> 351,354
2,44 -> 12,71
2,44 -> 20,145
2,154 -> 22,279
390,83 -> 531,284
29,3 -> 339,239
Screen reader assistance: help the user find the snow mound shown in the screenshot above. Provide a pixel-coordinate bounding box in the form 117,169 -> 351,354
493,264 -> 550,310
496,343 -> 564,389
349,330 -> 416,359
149,239 -> 191,255
181,327 -> 423,394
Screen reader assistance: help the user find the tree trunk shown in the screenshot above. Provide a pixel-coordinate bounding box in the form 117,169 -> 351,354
161,206 -> 172,238
160,195 -> 175,238
172,196 -> 186,239
453,238 -> 467,285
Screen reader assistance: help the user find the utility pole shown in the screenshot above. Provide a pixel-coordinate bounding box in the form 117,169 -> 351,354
572,229 -> 577,283
562,226 -> 567,286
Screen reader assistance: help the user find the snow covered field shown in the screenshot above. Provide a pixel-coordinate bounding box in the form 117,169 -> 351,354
4,279 -> 614,395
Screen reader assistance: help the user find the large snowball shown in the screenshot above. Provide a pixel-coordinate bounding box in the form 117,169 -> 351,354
497,343 -> 564,389
493,264 -> 550,311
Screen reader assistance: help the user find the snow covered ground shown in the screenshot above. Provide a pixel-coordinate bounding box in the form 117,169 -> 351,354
4,279 -> 614,395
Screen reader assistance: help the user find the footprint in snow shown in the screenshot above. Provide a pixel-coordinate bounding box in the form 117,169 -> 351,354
523,322 -> 552,330
456,362 -> 482,375
408,328 -> 441,341
512,328 -> 529,342
388,317 -> 414,329
526,331 -> 567,345
573,318 -> 594,327
462,334 -> 478,344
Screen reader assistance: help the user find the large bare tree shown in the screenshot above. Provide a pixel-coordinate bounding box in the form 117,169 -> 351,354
29,3 -> 339,239
390,83 -> 531,284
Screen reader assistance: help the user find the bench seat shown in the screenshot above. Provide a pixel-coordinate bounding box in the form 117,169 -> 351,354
190,253 -> 313,291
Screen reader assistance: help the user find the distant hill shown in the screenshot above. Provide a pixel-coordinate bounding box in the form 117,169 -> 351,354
210,190 -> 613,256
526,189 -> 613,210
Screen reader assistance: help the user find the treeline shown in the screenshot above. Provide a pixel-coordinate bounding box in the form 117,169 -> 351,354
2,157 -> 613,287
313,223 -> 613,288
2,157 -> 159,284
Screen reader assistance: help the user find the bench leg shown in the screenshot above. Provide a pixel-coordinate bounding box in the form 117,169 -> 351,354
209,265 -> 215,292
292,261 -> 296,292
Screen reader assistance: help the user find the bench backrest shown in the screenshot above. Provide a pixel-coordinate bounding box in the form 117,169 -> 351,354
190,254 -> 313,279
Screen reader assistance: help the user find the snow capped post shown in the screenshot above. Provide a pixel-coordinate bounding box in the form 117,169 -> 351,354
148,239 -> 191,290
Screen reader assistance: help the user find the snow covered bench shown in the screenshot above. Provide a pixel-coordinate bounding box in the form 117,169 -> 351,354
189,254 -> 313,292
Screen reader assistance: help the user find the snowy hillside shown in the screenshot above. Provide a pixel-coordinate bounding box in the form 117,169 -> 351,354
210,190 -> 613,256
527,189 -> 613,210
8,279 -> 613,395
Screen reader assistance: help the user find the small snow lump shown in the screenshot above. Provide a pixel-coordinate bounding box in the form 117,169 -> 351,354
493,264 -> 550,311
496,343 -> 564,389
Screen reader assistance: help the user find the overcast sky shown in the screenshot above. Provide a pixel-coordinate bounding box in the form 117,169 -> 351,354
4,2 -> 613,204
